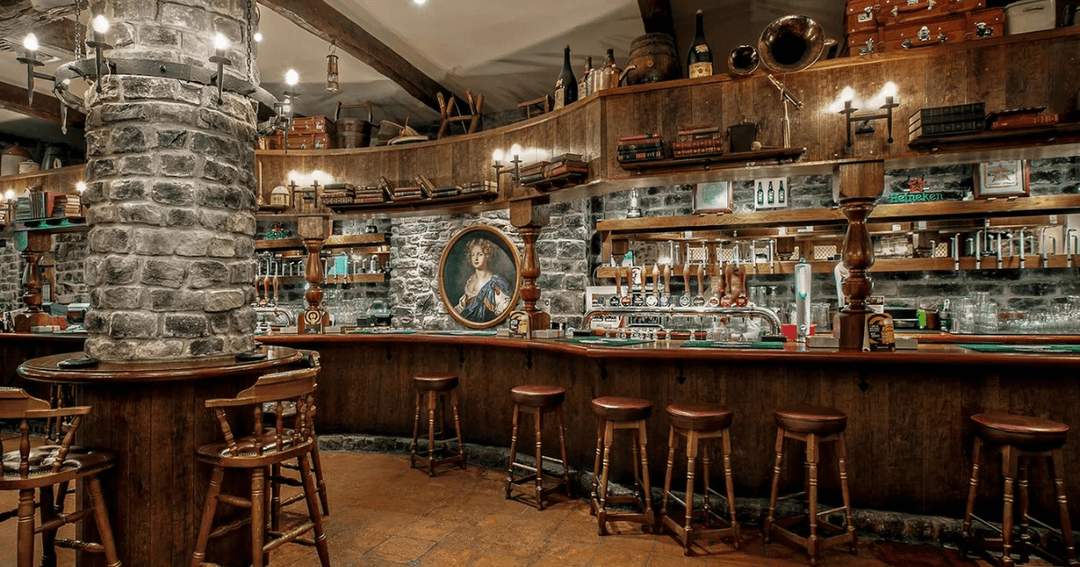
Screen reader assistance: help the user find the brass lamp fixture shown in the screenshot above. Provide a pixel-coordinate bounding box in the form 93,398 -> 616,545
838,82 -> 900,148
326,43 -> 339,92
491,145 -> 523,187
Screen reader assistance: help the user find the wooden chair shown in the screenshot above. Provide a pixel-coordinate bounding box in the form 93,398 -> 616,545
436,90 -> 483,139
0,387 -> 122,567
190,365 -> 330,567
268,351 -> 330,524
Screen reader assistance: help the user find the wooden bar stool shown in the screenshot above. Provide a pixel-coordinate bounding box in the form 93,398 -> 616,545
505,385 -> 571,510
961,413 -> 1076,567
661,403 -> 740,556
589,396 -> 655,535
1,387 -> 122,567
409,374 -> 466,476
764,404 -> 856,566
191,366 -> 330,567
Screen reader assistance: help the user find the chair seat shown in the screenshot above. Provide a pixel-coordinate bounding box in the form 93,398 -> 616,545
592,396 -> 652,422
774,404 -> 847,436
414,375 -> 459,391
511,385 -> 566,408
1,445 -> 114,481
196,430 -> 305,463
667,403 -> 734,431
972,413 -> 1068,450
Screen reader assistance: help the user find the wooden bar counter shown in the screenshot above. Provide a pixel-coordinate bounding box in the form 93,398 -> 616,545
5,332 -> 1079,526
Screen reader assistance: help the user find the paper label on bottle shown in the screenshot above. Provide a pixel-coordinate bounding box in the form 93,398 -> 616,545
694,45 -> 710,54
554,89 -> 565,109
688,62 -> 713,78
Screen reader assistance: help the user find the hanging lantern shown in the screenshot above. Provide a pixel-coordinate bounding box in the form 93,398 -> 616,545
326,44 -> 339,92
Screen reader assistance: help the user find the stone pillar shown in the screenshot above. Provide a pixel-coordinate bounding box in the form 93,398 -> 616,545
82,0 -> 260,361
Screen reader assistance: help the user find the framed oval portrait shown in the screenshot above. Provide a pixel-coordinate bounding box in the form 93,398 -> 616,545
438,225 -> 522,329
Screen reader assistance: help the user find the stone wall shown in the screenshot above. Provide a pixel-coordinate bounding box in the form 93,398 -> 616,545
0,241 -> 22,313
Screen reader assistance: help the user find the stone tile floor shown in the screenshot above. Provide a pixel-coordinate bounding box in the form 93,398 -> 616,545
0,450 -> 1049,567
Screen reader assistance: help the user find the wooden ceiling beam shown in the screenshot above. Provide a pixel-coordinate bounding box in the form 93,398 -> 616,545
0,80 -> 85,128
257,0 -> 460,113
637,0 -> 680,60
0,1 -> 76,54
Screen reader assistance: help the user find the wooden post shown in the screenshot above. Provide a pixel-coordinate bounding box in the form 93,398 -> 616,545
836,161 -> 885,350
13,231 -> 53,332
510,201 -> 551,333
297,215 -> 330,333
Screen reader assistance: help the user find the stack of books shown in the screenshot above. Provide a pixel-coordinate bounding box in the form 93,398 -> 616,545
430,185 -> 463,199
617,134 -> 664,163
354,185 -> 388,205
672,124 -> 724,158
319,183 -> 355,206
544,153 -> 587,179
462,180 -> 498,195
390,185 -> 424,202
908,102 -> 986,140
516,161 -> 550,185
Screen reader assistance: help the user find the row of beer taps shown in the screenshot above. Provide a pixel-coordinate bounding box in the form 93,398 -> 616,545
255,250 -> 388,307
947,220 -> 1080,271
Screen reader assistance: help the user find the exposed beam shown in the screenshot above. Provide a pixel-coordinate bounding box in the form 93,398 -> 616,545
637,0 -> 680,58
0,1 -> 76,54
0,80 -> 85,128
257,0 -> 461,113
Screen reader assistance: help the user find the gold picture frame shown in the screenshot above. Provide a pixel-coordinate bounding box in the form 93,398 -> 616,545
438,225 -> 522,329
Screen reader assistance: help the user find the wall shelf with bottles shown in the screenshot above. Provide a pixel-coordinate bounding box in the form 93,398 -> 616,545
254,232 -> 386,251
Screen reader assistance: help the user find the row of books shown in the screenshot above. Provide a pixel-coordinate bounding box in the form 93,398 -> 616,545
336,177 -> 498,206
672,137 -> 725,158
617,134 -> 665,163
518,153 -> 588,185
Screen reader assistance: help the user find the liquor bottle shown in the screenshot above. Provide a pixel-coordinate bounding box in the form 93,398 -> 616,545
554,44 -> 578,110
778,179 -> 786,203
768,181 -> 775,205
578,56 -> 593,99
757,182 -> 764,207
594,49 -> 620,93
686,9 -> 713,78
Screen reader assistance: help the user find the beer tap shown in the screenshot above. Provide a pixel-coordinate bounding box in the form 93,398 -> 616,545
768,239 -> 776,274
974,229 -> 983,270
750,240 -> 758,274
995,233 -> 1003,269
952,234 -> 960,271
1041,227 -> 1050,268
1018,227 -> 1026,269
1068,228 -> 1078,268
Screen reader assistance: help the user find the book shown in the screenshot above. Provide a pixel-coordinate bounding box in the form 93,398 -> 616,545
549,153 -> 583,163
617,133 -> 661,142
617,141 -> 663,152
545,165 -> 589,177
672,139 -> 726,151
518,172 -> 547,184
990,113 -> 1059,130
617,150 -> 665,162
355,196 -> 388,204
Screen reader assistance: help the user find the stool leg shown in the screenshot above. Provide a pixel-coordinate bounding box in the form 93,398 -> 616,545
1050,448 -> 1078,565
631,426 -> 644,505
310,432 -> 330,516
807,433 -> 820,566
270,462 -> 282,532
556,407 -> 572,497
662,425 -> 677,519
1017,456 -> 1031,563
1001,444 -> 1018,567
534,406 -> 544,510
684,429 -> 697,556
723,428 -> 741,548
191,466 -> 225,567
300,452 -> 332,567
597,420 -> 615,535
590,419 -> 604,514
17,488 -> 35,567
251,466 -> 266,567
638,421 -> 655,527
764,428 -> 785,543
426,391 -> 437,476
39,485 -> 57,567
438,392 -> 447,441
702,451 -> 711,530
837,431 -> 857,554
410,390 -> 422,468
87,475 -> 121,567
962,436 -> 984,550
506,403 -> 521,499
451,390 -> 466,469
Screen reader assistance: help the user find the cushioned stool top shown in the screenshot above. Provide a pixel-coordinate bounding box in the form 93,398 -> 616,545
667,403 -> 734,432
511,385 -> 566,408
591,396 -> 652,422
774,404 -> 847,436
413,375 -> 459,391
972,413 -> 1068,450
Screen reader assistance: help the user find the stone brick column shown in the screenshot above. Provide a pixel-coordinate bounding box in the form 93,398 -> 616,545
82,0 -> 259,361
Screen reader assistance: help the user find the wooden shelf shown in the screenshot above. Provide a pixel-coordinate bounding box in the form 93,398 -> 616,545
16,217 -> 88,233
907,122 -> 1080,150
618,147 -> 808,174
254,232 -> 386,251
327,190 -> 499,213
521,171 -> 588,191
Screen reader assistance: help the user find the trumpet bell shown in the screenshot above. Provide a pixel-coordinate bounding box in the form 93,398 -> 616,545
757,15 -> 826,73
728,45 -> 759,76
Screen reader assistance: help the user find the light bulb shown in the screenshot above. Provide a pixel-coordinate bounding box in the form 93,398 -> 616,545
253,32 -> 263,42
881,81 -> 898,99
213,33 -> 229,52
840,86 -> 855,103
92,15 -> 109,34
4,189 -> 14,201
23,33 -> 39,52
510,143 -> 523,157
76,181 -> 87,193
492,149 -> 504,163
414,0 -> 426,4
285,69 -> 299,86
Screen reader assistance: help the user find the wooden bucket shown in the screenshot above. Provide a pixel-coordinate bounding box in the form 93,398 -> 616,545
335,102 -> 373,147
624,33 -> 680,85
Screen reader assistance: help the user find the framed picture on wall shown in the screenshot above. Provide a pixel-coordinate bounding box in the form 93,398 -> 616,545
976,160 -> 1029,198
693,182 -> 732,214
753,178 -> 789,210
438,225 -> 522,329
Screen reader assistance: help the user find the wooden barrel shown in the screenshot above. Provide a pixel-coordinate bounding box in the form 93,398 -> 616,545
336,120 -> 371,148
624,33 -> 681,85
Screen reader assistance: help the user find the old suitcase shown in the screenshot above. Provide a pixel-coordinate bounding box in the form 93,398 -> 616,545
846,0 -> 883,33
289,116 -> 337,138
284,133 -> 333,150
848,28 -> 884,55
882,14 -> 968,50
881,0 -> 950,25
947,0 -> 987,14
966,8 -> 1006,40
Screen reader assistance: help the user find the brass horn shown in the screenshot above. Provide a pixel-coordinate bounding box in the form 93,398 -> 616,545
757,15 -> 826,73
727,45 -> 759,76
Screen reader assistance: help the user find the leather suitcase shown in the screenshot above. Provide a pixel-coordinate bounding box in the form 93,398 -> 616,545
882,14 -> 968,50
948,0 -> 987,14
846,0 -> 883,33
881,0 -> 949,25
289,116 -> 337,137
285,133 -> 334,150
965,8 -> 1005,40
848,29 -> 884,55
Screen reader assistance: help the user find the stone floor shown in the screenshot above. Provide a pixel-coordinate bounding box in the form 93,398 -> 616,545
0,450 -> 1054,567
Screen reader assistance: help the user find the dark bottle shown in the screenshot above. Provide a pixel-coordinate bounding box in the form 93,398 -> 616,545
756,182 -> 764,206
778,180 -> 786,203
686,9 -> 713,78
554,44 -> 578,110
768,181 -> 775,204
578,56 -> 593,99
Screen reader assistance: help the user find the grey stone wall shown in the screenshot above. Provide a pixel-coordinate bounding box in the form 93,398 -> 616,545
53,233 -> 90,304
0,241 -> 22,313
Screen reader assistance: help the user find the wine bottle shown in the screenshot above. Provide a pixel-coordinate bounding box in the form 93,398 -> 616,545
756,182 -> 764,206
578,56 -> 593,99
768,181 -> 775,204
778,180 -> 786,203
554,45 -> 578,110
687,9 -> 713,78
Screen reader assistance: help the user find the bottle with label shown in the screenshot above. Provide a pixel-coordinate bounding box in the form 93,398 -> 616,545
686,9 -> 713,78
756,182 -> 764,207
768,181 -> 775,205
554,44 -> 578,110
578,56 -> 593,99
778,180 -> 786,203
594,49 -> 620,93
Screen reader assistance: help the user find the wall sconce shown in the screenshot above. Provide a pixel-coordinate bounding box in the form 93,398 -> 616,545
16,34 -> 47,104
326,43 -> 339,93
275,69 -> 301,150
492,144 -> 523,186
209,33 -> 232,104
86,15 -> 112,94
839,82 -> 900,148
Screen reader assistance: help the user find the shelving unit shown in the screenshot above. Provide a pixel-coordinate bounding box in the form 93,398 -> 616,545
618,147 -> 808,175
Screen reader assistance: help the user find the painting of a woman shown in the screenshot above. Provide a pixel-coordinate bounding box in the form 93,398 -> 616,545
439,226 -> 521,328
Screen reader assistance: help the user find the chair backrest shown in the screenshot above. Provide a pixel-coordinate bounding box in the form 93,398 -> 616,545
0,387 -> 92,478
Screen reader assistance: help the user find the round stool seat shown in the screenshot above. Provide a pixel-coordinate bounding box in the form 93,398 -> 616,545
413,374 -> 459,392
774,404 -> 847,436
511,385 -> 566,408
591,396 -> 652,422
972,413 -> 1068,450
667,403 -> 734,431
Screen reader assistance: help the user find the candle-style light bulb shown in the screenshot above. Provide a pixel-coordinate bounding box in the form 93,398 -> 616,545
253,32 -> 263,42
840,86 -> 855,103
4,189 -> 14,201
285,69 -> 299,86
510,143 -> 523,158
23,33 -> 39,52
492,149 -> 505,164
76,181 -> 87,193
92,15 -> 109,34
214,33 -> 229,52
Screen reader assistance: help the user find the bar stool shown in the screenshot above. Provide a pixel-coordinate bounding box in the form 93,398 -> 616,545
1,387 -> 122,567
764,404 -> 856,566
409,374 -> 466,476
660,403 -> 740,556
505,385 -> 571,510
191,366 -> 330,567
961,412 -> 1076,567
590,396 -> 655,535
